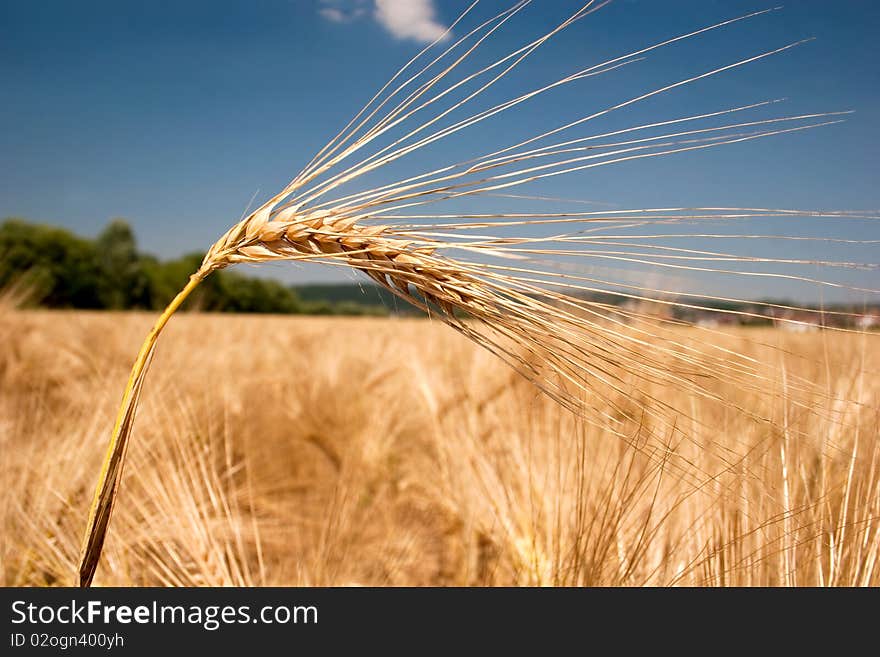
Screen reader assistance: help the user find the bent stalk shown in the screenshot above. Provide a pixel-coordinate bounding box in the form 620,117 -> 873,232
78,270 -> 208,587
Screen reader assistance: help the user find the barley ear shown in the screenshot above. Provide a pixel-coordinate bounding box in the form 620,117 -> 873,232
77,271 -> 207,587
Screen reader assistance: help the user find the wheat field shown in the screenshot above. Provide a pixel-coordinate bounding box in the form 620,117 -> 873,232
25,2 -> 873,588
2,306 -> 877,587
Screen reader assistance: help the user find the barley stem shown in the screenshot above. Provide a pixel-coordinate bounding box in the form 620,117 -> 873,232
78,270 -> 207,587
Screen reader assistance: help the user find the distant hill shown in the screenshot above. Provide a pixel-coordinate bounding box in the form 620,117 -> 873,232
3,217 -> 876,326
293,283 -> 419,315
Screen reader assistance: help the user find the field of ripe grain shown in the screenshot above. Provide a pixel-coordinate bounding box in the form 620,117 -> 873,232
1,308 -> 878,586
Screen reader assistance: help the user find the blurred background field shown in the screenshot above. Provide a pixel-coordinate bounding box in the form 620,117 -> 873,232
2,308 -> 877,586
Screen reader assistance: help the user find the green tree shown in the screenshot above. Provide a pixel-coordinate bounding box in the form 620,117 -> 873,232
0,219 -> 103,307
95,219 -> 152,309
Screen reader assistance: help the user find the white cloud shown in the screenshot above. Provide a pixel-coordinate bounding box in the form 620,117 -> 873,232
319,7 -> 347,22
318,1 -> 368,24
373,0 -> 448,44
317,1 -> 449,45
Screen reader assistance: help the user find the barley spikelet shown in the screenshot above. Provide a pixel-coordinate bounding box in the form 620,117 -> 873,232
78,1 -> 878,586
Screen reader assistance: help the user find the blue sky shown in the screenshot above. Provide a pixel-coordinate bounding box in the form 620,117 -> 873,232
1,0 -> 878,299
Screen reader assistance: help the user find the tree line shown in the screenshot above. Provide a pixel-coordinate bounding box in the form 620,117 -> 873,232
0,218 -> 389,315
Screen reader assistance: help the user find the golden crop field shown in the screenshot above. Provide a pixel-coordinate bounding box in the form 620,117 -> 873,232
2,307 -> 877,586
